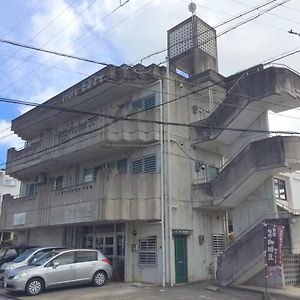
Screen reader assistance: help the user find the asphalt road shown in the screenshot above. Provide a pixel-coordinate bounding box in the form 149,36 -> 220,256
0,282 -> 298,300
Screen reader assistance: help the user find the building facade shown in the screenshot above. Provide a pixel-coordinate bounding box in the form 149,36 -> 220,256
2,15 -> 300,287
0,169 -> 20,242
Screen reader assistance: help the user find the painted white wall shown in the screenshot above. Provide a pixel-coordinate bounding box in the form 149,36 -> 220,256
0,170 -> 20,214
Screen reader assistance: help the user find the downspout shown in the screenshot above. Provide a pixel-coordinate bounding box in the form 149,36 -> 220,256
166,59 -> 174,287
159,79 -> 166,287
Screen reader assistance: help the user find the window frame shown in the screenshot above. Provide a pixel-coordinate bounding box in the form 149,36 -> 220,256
274,178 -> 287,201
54,176 -> 64,190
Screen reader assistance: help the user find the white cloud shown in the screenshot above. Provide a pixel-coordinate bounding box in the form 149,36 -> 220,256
0,120 -> 24,150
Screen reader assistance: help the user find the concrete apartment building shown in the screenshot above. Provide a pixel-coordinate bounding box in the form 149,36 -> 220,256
2,14 -> 300,287
0,170 -> 20,242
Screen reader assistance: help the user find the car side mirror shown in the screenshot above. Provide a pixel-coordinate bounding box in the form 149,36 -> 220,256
53,261 -> 59,268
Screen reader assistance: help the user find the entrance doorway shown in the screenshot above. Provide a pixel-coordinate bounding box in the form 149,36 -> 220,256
174,235 -> 188,284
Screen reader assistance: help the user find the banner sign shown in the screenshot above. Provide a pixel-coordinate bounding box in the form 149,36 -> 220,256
264,224 -> 284,277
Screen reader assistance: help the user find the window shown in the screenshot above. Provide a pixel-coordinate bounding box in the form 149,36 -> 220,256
117,159 -> 128,173
138,237 -> 157,266
212,234 -> 225,256
54,176 -> 64,190
274,178 -> 287,200
131,156 -> 156,174
131,94 -> 156,112
76,251 -> 97,263
26,183 -> 38,195
131,159 -> 143,174
51,252 -> 75,266
83,168 -> 96,183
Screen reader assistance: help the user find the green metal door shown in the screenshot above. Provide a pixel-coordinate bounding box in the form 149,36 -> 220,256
174,236 -> 188,284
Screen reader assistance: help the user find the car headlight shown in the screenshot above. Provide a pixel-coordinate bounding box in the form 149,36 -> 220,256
5,264 -> 16,270
13,272 -> 28,280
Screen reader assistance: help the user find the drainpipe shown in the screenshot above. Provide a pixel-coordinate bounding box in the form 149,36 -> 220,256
159,79 -> 166,287
166,58 -> 174,287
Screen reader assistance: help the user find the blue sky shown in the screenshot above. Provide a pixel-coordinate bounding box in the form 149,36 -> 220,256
1,0 -> 300,167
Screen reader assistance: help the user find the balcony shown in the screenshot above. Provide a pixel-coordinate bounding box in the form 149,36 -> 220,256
0,193 -> 39,230
191,66 -> 300,153
192,136 -> 300,208
0,172 -> 161,230
6,112 -> 160,178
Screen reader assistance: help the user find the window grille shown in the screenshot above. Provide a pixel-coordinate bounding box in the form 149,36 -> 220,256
144,156 -> 156,173
131,94 -> 156,111
130,156 -> 156,174
131,99 -> 143,111
131,159 -> 143,174
138,237 -> 157,266
212,234 -> 225,256
144,95 -> 156,109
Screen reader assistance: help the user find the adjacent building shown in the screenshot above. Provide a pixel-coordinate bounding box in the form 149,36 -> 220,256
1,15 -> 300,287
0,169 -> 20,242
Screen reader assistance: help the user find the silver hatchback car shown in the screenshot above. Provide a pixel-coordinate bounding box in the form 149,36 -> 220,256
4,249 -> 112,296
0,246 -> 68,282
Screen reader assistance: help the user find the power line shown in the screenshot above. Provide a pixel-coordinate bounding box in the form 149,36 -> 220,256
0,38 -> 111,67
2,47 -> 300,143
0,0 -> 81,80
137,0 -> 288,63
228,0 -> 300,27
179,0 -> 288,33
1,43 -> 300,146
0,0 -> 131,95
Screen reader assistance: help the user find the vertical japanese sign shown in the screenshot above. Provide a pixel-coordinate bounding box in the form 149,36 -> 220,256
264,224 -> 284,277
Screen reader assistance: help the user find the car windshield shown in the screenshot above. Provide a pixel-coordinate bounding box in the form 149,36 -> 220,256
30,250 -> 60,266
14,248 -> 38,263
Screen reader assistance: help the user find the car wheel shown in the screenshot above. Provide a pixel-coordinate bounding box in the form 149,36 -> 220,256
93,270 -> 106,287
25,277 -> 44,296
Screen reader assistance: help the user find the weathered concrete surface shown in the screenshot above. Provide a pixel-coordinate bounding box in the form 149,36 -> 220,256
217,219 -> 290,287
192,66 -> 300,144
192,136 -> 300,208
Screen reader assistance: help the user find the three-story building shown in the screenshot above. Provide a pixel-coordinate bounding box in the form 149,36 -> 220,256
2,15 -> 300,287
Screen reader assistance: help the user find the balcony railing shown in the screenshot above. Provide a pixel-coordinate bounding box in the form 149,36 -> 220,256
0,172 -> 161,230
6,111 -> 160,176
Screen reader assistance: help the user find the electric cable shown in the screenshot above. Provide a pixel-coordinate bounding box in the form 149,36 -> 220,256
0,0 -> 131,95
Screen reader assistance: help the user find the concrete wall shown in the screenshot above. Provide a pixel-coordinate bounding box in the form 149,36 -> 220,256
189,210 -> 224,281
290,220 -> 300,254
14,227 -> 64,247
125,221 -> 162,285
226,112 -> 269,161
232,178 -> 276,236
